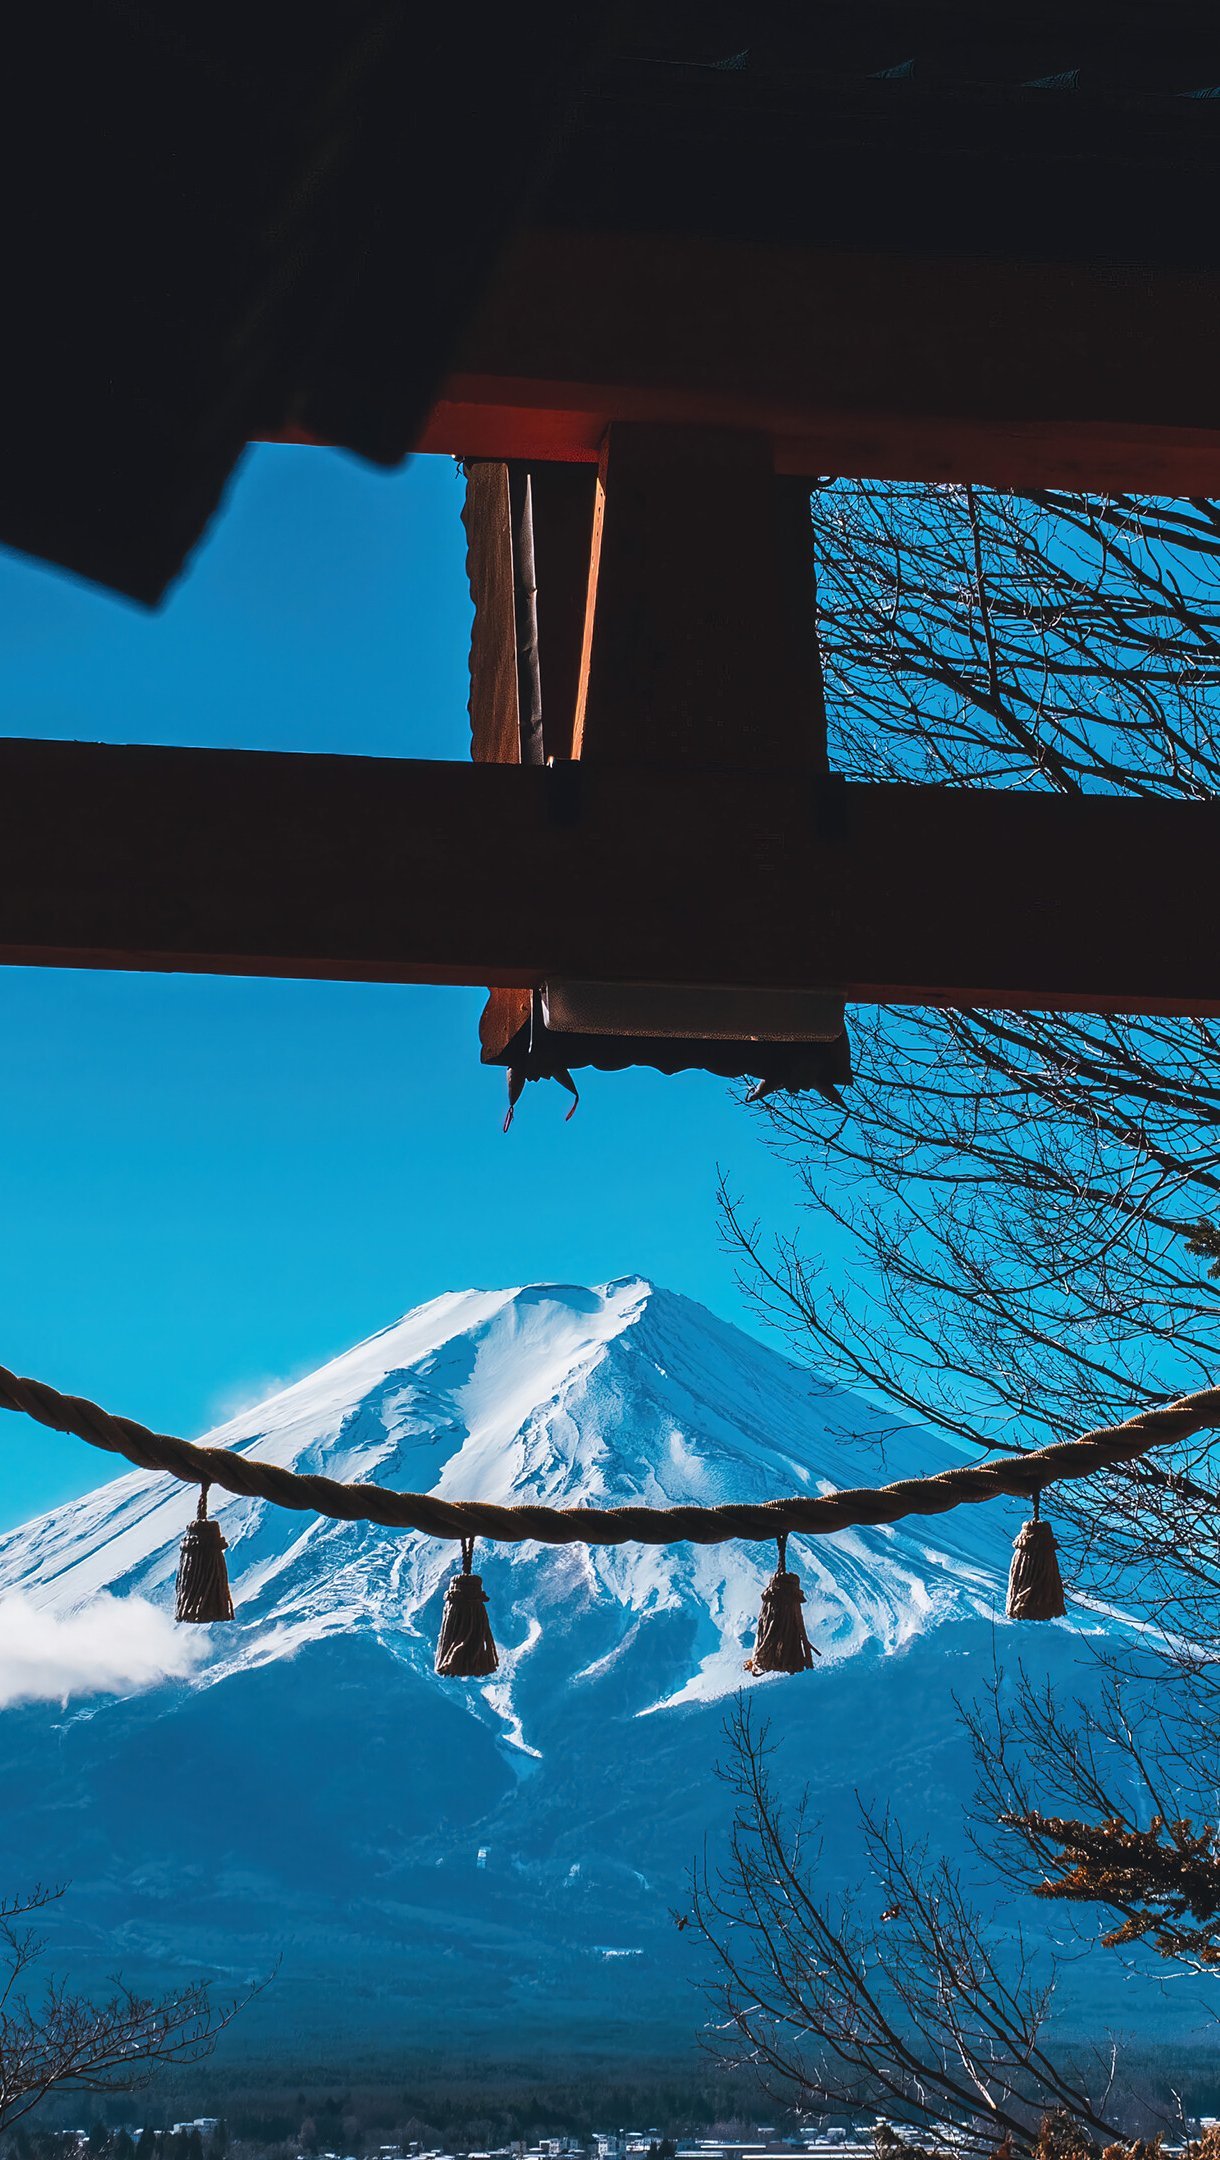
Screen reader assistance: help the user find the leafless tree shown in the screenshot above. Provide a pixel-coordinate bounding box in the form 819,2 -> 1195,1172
724,481 -> 1220,1643
692,1700 -> 1154,2159
710,484 -> 1220,2117
0,1884 -> 252,2134
961,1658 -> 1220,1974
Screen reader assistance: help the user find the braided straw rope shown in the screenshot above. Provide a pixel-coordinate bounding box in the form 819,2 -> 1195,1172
0,1362 -> 1217,1547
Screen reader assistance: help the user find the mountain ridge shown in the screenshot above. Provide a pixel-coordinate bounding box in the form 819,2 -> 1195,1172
0,1278 -> 1163,2053
0,1276 -> 1061,1729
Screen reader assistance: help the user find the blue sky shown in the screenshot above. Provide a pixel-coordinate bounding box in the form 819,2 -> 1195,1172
0,446 -> 826,1530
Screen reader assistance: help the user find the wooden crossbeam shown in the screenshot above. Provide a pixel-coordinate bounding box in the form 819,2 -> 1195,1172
2,737 -> 1217,1017
403,230 -> 1220,492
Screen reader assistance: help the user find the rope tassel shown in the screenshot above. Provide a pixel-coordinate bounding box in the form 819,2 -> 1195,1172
435,1537 -> 499,1678
175,1484 -> 234,1624
745,1533 -> 820,1675
1006,1492 -> 1066,1621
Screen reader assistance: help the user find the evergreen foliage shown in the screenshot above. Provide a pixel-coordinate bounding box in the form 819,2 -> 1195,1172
1003,1809 -> 1220,1963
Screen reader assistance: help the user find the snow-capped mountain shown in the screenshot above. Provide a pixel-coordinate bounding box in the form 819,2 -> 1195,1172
0,1281 -> 1152,2054
0,1277 -> 1033,1708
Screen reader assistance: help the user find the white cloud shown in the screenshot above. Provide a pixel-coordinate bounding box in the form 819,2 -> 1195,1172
0,1594 -> 203,1708
206,1373 -> 295,1426
205,1359 -> 321,1429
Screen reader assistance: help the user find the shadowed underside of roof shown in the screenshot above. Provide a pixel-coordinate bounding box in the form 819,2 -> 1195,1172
3,3 -> 608,602
6,2 -> 1220,604
637,1 -> 1220,95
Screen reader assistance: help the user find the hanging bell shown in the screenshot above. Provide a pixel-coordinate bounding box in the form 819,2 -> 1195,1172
435,1536 -> 499,1677
175,1484 -> 235,1623
1006,1492 -> 1066,1621
745,1532 -> 820,1675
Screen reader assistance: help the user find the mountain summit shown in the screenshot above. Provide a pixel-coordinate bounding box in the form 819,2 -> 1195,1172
0,1281 -> 1130,2052
4,1277 -> 1027,1728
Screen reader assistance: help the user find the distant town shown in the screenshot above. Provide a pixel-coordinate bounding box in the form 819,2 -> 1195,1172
0,2127 -> 892,2160
9,2120 -> 1220,2160
11,2118 -> 1220,2160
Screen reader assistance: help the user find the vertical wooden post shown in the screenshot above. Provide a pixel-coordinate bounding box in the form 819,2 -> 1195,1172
472,426 -> 846,1084
461,461 -> 521,767
507,465 -> 545,768
529,464 -> 599,764
462,457 -> 599,767
573,425 -> 828,771
773,473 -> 830,776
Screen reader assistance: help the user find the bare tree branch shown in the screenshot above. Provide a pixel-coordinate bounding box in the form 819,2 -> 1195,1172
0,1884 -> 259,2135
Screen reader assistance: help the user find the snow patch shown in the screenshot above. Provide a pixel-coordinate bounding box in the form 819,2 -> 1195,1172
0,1277 -> 1137,1753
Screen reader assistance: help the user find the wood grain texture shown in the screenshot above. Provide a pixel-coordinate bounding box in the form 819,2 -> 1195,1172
461,461 -> 520,765
529,464 -> 598,764
417,229 -> 1220,491
575,426 -> 825,769
2,738 -> 1219,1016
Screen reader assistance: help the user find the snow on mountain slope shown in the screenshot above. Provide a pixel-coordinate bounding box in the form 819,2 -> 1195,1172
0,1277 -> 1103,1739
0,1281 -> 1157,2052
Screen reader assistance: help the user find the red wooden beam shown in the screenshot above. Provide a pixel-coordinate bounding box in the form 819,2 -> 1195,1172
2,737 -> 1218,1017
393,228 -> 1220,492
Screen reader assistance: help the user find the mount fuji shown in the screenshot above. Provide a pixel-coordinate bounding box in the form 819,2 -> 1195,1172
0,1280 -> 1152,2056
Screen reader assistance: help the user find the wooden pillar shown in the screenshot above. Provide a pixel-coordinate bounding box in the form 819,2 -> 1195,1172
529,464 -> 599,764
473,424 -> 847,1093
461,461 -> 522,767
543,424 -> 845,1072
573,425 -> 827,771
465,457 -> 598,1058
462,458 -> 598,768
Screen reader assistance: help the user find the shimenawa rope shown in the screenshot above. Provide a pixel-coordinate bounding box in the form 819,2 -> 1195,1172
0,1360 -> 1215,1549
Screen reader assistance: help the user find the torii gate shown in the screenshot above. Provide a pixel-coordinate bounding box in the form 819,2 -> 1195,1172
6,21 -> 1220,1037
